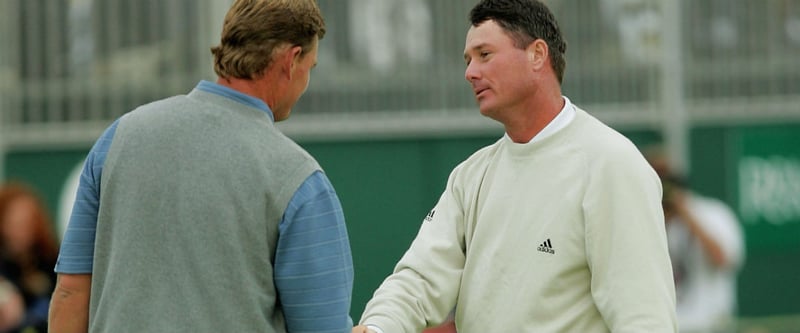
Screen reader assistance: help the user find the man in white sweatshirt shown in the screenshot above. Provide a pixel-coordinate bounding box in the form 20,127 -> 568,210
353,0 -> 677,332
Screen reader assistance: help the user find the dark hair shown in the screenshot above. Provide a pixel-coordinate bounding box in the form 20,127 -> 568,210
470,0 -> 567,83
211,0 -> 326,80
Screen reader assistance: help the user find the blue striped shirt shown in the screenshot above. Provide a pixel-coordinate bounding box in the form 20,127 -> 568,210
56,80 -> 354,332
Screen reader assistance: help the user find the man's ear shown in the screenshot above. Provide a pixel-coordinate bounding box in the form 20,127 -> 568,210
527,39 -> 548,71
282,45 -> 304,80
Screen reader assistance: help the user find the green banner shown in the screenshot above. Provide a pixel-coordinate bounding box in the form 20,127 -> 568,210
728,124 -> 800,316
736,126 -> 800,253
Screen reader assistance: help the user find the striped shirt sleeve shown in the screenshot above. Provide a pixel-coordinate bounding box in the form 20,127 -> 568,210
54,119 -> 120,273
275,170 -> 354,333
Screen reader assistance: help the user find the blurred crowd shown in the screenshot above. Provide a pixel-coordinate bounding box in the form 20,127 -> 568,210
0,182 -> 59,333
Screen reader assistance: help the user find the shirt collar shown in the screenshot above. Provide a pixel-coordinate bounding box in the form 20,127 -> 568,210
195,80 -> 275,122
509,96 -> 576,144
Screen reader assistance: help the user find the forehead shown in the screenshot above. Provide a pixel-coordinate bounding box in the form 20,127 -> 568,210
464,20 -> 514,52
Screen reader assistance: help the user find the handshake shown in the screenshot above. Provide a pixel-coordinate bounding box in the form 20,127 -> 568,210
352,325 -> 377,333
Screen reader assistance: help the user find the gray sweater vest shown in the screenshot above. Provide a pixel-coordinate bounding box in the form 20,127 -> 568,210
90,89 -> 319,333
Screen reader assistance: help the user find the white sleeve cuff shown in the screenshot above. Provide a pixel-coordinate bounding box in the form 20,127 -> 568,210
366,325 -> 384,333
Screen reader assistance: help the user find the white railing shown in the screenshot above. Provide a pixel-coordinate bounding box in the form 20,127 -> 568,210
1,0 -> 799,150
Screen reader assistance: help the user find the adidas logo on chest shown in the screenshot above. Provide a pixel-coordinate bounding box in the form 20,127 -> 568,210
537,238 -> 555,254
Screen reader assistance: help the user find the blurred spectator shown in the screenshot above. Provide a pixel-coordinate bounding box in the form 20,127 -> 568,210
600,0 -> 748,63
783,0 -> 800,46
348,0 -> 432,74
646,146 -> 746,333
704,0 -> 741,50
56,161 -> 84,242
687,0 -> 744,58
598,0 -> 663,66
0,182 -> 59,333
67,0 -> 95,76
0,277 -> 24,333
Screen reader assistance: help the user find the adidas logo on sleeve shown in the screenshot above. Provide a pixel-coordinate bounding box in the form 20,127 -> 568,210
537,238 -> 555,254
424,209 -> 435,222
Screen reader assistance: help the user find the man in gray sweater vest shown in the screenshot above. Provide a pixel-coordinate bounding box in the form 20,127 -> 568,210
49,1 -> 355,332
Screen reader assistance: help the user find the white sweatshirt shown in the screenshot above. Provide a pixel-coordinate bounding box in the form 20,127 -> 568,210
361,101 -> 678,332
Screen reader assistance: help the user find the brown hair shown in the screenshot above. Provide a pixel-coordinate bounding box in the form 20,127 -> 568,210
0,182 -> 59,265
211,0 -> 326,80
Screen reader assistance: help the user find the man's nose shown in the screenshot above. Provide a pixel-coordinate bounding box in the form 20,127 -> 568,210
465,62 -> 480,82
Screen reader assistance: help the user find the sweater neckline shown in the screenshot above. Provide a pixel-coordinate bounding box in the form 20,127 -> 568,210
502,98 -> 580,155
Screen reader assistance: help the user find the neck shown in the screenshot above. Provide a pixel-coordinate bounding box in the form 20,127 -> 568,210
504,91 -> 564,143
216,76 -> 277,110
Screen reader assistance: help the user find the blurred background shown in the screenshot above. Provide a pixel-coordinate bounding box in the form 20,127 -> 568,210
0,0 -> 798,331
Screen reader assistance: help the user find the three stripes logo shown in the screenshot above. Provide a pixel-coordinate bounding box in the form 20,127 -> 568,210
537,238 -> 555,254
424,209 -> 435,222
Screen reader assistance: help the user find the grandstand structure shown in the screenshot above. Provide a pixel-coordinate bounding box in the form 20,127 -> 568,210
1,1 -> 799,330
1,0 -> 798,152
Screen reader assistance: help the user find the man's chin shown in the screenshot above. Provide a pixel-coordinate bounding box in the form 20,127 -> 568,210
478,104 -> 496,118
